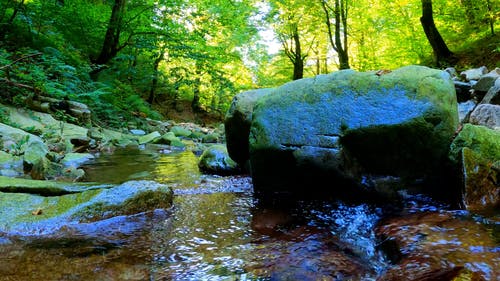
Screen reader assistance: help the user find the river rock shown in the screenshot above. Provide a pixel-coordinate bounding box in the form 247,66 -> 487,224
449,124 -> 500,213
170,126 -> 192,138
138,131 -> 161,144
0,180 -> 172,236
375,212 -> 499,280
3,105 -> 89,147
198,144 -> 239,175
469,103 -> 500,129
154,132 -> 185,147
472,69 -> 500,92
480,84 -> 500,105
460,66 -> 488,81
247,65 -> 458,197
224,88 -> 274,166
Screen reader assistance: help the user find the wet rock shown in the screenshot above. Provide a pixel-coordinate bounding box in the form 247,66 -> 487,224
248,229 -> 373,280
198,144 -> 239,176
170,126 -> 192,138
138,131 -> 161,145
0,180 -> 172,236
60,152 -> 94,168
0,175 -> 106,195
154,132 -> 185,147
375,212 -> 499,281
247,65 -> 458,196
449,124 -> 500,213
460,148 -> 499,213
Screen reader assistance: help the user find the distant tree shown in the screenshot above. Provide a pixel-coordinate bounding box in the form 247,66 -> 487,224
320,0 -> 350,69
0,0 -> 25,41
420,0 -> 454,65
279,22 -> 306,80
461,0 -> 497,35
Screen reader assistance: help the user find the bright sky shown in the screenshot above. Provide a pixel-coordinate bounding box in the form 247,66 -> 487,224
254,1 -> 281,55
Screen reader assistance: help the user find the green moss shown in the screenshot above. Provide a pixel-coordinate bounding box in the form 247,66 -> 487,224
0,176 -> 98,195
462,147 -> 499,212
75,189 -> 172,222
450,124 -> 500,164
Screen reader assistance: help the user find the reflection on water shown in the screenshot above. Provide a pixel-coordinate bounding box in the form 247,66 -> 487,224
1,146 -> 499,280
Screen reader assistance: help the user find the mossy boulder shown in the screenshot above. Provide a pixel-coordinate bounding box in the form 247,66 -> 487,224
449,124 -> 500,213
0,180 -> 172,236
154,132 -> 186,147
249,65 -> 458,196
138,131 -> 161,144
170,126 -> 192,138
198,144 -> 239,175
224,88 -> 274,166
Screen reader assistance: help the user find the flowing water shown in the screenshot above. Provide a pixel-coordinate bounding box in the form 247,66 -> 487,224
0,145 -> 498,280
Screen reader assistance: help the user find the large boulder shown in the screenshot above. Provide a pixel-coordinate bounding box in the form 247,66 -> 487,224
225,88 -> 274,166
248,65 -> 458,197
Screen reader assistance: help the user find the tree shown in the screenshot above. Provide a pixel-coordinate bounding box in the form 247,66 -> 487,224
320,0 -> 350,69
279,22 -> 306,80
420,0 -> 454,65
95,0 -> 127,66
267,0 -> 321,80
0,0 -> 25,41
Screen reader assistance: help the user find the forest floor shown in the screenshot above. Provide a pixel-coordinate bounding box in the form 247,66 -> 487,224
452,33 -> 500,71
153,99 -> 225,127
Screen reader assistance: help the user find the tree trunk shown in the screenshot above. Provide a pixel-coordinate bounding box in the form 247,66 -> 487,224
94,0 -> 126,65
420,0 -> 454,65
0,0 -> 25,40
191,66 -> 202,113
321,0 -> 350,69
280,24 -> 305,81
291,27 -> 304,80
487,0 -> 495,35
148,51 -> 164,105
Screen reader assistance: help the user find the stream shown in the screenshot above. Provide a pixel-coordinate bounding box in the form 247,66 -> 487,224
0,145 -> 498,280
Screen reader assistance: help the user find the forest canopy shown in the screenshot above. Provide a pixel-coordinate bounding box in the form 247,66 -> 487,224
0,0 -> 498,127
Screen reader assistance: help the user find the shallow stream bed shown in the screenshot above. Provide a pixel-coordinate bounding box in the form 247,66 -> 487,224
0,146 -> 498,280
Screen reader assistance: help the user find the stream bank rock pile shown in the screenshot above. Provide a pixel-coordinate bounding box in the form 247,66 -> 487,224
0,102 -> 223,240
225,65 -> 499,213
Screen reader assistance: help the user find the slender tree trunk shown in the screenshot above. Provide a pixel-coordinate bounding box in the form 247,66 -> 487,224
291,27 -> 304,80
420,0 -> 454,65
280,24 -> 305,80
321,0 -> 350,69
191,65 -> 202,113
487,0 -> 495,35
94,0 -> 126,65
148,51 -> 164,105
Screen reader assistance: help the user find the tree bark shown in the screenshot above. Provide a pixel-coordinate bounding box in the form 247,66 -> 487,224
280,24 -> 306,80
147,51 -> 164,105
321,0 -> 350,69
94,0 -> 127,65
420,0 -> 454,65
291,26 -> 304,80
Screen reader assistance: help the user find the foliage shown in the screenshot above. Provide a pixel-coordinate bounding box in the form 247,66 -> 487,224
0,0 -> 498,129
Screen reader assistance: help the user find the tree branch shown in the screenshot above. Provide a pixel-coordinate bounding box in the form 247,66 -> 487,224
0,52 -> 43,70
